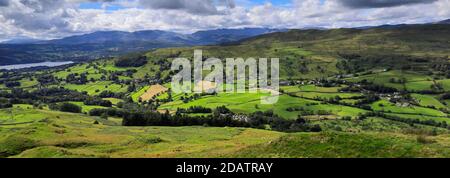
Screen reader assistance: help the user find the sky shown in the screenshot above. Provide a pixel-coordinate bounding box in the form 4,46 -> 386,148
0,0 -> 449,41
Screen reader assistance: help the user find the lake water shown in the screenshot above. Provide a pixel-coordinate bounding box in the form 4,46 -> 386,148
0,61 -> 74,70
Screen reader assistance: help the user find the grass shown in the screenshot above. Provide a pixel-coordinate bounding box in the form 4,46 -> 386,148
315,117 -> 448,133
411,94 -> 446,109
281,85 -> 341,93
103,98 -> 124,105
387,113 -> 450,124
68,102 -> 109,113
0,106 -> 283,158
371,100 -> 447,117
3,25 -> 450,158
232,131 -> 450,158
160,93 -> 367,119
0,105 -> 47,125
348,70 -> 434,91
290,92 -> 361,100
1,102 -> 450,158
131,86 -> 150,102
63,81 -> 127,95
54,62 -> 135,80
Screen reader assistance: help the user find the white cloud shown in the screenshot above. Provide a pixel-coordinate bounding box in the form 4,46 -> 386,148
0,0 -> 449,41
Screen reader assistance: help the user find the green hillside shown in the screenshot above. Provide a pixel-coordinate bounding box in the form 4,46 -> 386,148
1,24 -> 450,158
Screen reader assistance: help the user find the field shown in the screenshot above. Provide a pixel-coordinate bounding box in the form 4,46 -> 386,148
371,100 -> 447,117
63,81 -> 127,95
1,24 -> 450,158
138,84 -> 168,102
0,106 -> 283,158
2,106 -> 450,158
232,131 -> 450,158
160,92 -> 367,120
411,94 -> 447,109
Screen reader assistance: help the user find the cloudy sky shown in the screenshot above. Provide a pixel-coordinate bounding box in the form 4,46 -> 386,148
0,0 -> 449,41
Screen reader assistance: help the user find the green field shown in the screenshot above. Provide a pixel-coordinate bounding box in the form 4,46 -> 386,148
160,92 -> 367,119
371,100 -> 447,117
131,86 -> 150,102
232,131 -> 450,158
2,24 -> 450,158
0,106 -> 283,158
411,94 -> 447,109
2,106 -> 450,158
63,81 -> 127,95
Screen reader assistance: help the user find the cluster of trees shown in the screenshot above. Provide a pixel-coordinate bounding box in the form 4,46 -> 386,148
286,107 -> 332,116
339,85 -> 362,92
361,83 -> 398,93
180,93 -> 202,103
0,88 -> 87,103
431,82 -> 444,91
65,73 -> 88,84
315,78 -> 343,87
37,74 -> 56,86
89,108 -> 127,118
4,81 -> 21,88
98,90 -> 126,99
115,54 -> 148,67
355,94 -> 380,105
176,106 -> 212,114
0,98 -> 12,109
389,78 -> 407,84
83,97 -> 112,107
89,101 -> 154,117
49,102 -> 82,113
441,93 -> 450,100
121,106 -> 322,133
336,53 -> 440,74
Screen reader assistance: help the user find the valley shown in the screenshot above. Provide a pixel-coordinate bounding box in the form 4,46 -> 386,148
1,23 -> 450,158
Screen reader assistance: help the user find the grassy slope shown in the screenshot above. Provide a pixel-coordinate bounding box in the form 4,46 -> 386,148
0,106 -> 283,158
3,24 -> 450,158
2,106 -> 449,158
159,93 -> 368,120
232,131 -> 450,158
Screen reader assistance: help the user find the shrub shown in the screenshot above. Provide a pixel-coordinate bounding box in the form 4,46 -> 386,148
0,136 -> 37,157
416,135 -> 435,144
115,54 -> 147,67
59,103 -> 82,113
135,136 -> 163,144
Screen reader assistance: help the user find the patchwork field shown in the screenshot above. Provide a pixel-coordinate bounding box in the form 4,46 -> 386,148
63,81 -> 127,95
160,92 -> 367,120
1,24 -> 450,158
139,84 -> 168,102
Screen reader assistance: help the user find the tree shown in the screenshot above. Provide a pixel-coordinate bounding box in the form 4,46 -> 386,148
100,113 -> 108,120
115,53 -> 148,67
59,103 -> 82,113
5,81 -> 20,88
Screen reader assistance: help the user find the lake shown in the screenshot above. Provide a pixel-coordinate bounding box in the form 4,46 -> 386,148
0,61 -> 74,70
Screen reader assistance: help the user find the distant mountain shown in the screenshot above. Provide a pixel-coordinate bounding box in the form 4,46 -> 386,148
355,18 -> 450,29
0,28 -> 285,65
190,28 -> 287,44
436,19 -> 450,24
41,30 -> 192,45
38,28 -> 285,46
1,37 -> 42,44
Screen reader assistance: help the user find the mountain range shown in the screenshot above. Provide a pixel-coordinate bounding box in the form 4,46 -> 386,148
0,28 -> 286,65
2,28 -> 286,45
0,18 -> 449,66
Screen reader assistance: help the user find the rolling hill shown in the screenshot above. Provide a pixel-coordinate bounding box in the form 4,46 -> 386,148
1,21 -> 450,158
137,23 -> 450,81
0,28 -> 285,66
